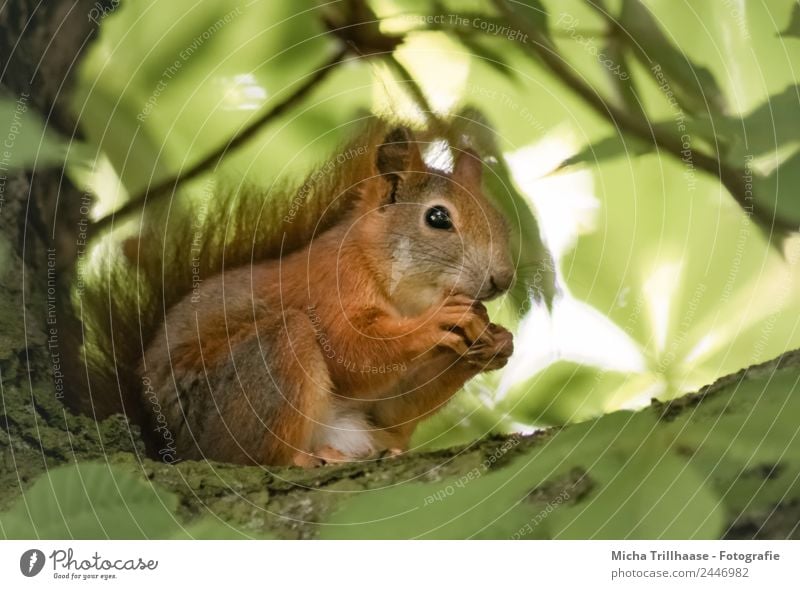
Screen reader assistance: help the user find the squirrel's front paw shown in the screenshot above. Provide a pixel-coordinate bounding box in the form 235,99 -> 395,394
425,295 -> 490,355
465,323 -> 514,371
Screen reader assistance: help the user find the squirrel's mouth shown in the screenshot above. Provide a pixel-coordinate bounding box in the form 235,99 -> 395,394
475,276 -> 508,301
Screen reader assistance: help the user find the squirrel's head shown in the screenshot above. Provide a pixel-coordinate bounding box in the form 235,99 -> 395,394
355,127 -> 515,314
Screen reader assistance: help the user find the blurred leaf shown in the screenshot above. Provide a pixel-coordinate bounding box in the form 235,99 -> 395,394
411,380 -> 518,451
74,0 -> 336,196
554,132 -> 651,170
497,361 -> 634,425
714,86 -> 800,231
779,2 -> 800,37
0,463 -> 266,539
0,463 -> 179,539
562,147 -> 800,397
616,0 -> 727,115
504,0 -> 550,38
0,95 -> 67,170
455,34 -> 517,80
601,31 -> 640,114
555,111 -> 735,172
726,85 -> 800,160
758,150 -> 800,230
555,84 -> 800,230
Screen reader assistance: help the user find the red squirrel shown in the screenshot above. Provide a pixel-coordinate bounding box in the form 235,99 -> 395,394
140,126 -> 515,466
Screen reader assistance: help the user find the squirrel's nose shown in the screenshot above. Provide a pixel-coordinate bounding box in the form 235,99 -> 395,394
490,271 -> 514,294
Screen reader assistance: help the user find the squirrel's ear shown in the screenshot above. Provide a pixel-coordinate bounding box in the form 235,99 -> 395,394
452,149 -> 483,187
376,127 -> 424,177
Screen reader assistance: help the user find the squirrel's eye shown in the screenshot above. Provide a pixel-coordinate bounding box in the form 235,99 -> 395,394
425,205 -> 453,230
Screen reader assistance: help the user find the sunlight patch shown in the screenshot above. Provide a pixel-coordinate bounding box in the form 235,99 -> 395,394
643,260 -> 684,353
505,132 -> 598,260
216,74 -> 268,111
495,292 -> 647,403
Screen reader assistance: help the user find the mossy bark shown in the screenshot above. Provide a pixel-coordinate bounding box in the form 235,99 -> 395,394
0,0 -> 141,507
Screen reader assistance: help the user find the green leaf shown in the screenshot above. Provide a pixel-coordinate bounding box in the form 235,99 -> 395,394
74,0 -> 337,196
710,85 -> 800,231
323,362 -> 800,539
663,369 -> 800,516
779,2 -> 800,37
508,0 -> 550,38
0,463 -> 179,539
320,446 -> 551,539
549,437 -> 725,539
554,133 -> 651,170
616,0 -> 727,116
497,361 -> 637,426
757,150 -> 800,230
0,95 -> 66,170
455,34 -> 518,80
726,85 -> 800,161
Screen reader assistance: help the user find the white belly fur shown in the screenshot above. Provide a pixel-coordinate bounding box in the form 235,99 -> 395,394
311,403 -> 378,458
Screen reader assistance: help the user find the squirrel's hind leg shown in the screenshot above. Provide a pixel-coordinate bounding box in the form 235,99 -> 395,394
181,309 -> 333,466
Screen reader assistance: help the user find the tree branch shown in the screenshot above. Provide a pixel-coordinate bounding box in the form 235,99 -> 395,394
89,46 -> 351,237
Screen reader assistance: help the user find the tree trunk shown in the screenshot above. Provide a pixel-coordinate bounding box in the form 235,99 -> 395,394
0,0 -> 141,498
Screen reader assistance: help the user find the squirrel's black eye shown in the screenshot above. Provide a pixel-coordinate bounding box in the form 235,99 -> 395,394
425,205 -> 453,230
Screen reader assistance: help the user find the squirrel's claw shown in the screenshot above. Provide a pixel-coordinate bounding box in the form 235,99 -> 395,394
464,323 -> 514,371
292,452 -> 325,469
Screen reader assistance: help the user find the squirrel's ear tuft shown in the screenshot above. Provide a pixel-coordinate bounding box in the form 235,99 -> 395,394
376,127 -> 423,177
452,149 -> 483,187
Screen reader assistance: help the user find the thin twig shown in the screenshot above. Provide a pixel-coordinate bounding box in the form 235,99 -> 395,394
491,0 -> 789,233
90,46 -> 350,236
